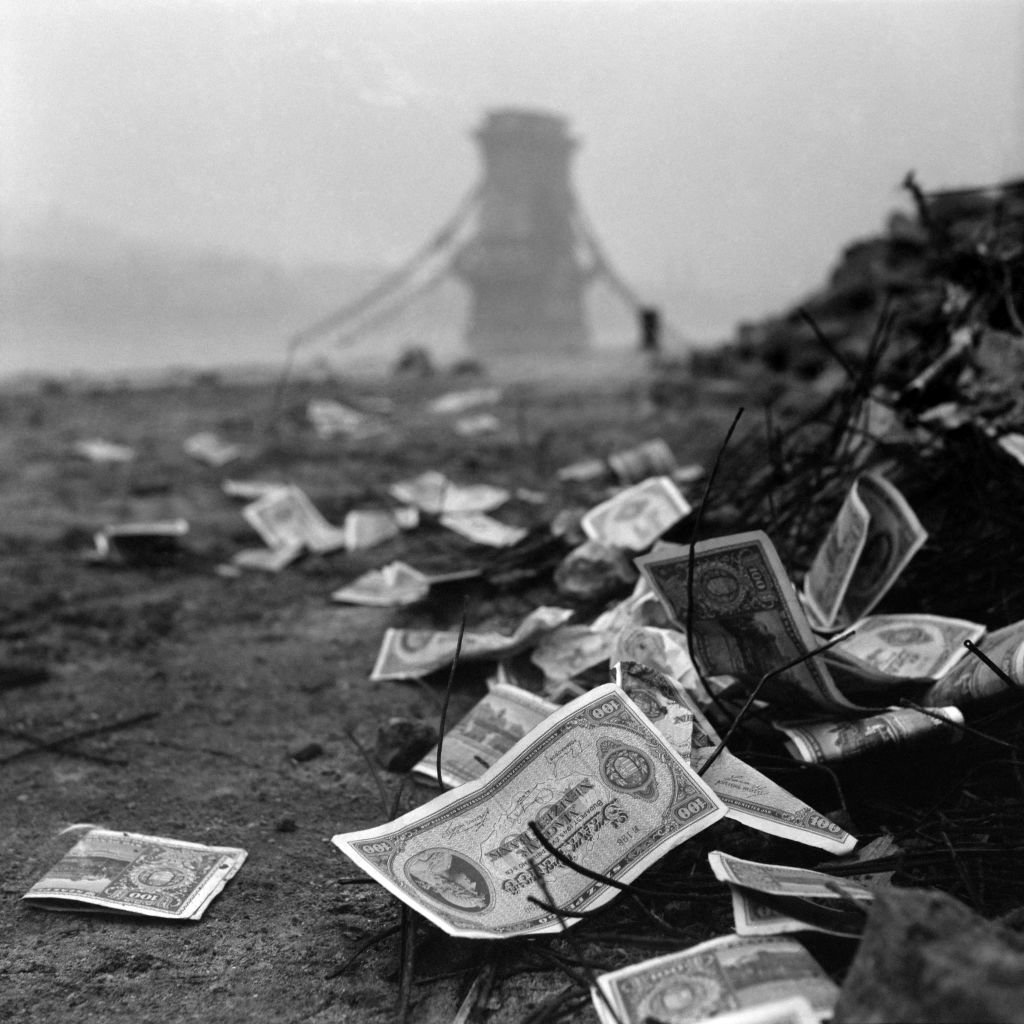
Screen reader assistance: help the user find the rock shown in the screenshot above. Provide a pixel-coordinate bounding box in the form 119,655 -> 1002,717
288,741 -> 324,763
375,718 -> 438,772
834,887 -> 1024,1023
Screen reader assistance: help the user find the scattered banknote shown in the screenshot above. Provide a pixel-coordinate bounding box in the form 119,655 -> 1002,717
607,438 -> 677,484
998,432 -> 1024,468
440,512 -> 527,548
637,531 -> 860,713
389,471 -> 508,516
531,625 -> 612,681
592,934 -> 838,1024
222,479 -> 288,501
429,386 -> 502,415
343,509 -> 403,551
708,851 -> 874,901
183,431 -> 243,466
230,541 -> 304,573
803,473 -> 927,631
825,613 -> 985,689
777,705 -> 964,763
921,618 -> 1024,706
370,607 -> 574,681
243,485 -> 347,554
455,412 -> 501,436
333,684 -> 725,938
696,997 -> 819,1024
332,561 -> 430,607
412,681 -> 558,787
307,398 -> 386,440
725,885 -> 868,940
581,475 -> 691,552
612,625 -> 698,696
556,456 -> 607,483
613,662 -> 855,854
23,827 -> 247,921
73,439 -> 135,463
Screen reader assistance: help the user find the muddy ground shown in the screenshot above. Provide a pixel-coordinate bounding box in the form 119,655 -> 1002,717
1,363 -> 764,1023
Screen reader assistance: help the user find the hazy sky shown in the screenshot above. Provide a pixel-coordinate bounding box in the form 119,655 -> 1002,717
3,0 -> 1023,314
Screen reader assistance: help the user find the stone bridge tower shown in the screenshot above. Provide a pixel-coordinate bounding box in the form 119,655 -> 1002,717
454,109 -> 591,355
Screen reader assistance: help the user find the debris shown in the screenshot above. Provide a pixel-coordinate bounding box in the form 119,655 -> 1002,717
22,827 -> 246,920
242,485 -> 346,555
375,718 -> 438,773
554,539 -> 637,602
90,519 -> 189,565
833,887 -> 1024,1024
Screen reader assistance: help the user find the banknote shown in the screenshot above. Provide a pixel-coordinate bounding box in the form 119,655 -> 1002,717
921,618 -> 1024,706
230,541 -> 303,573
22,828 -> 247,920
439,512 -> 528,548
777,705 -> 964,763
637,531 -> 859,713
428,386 -> 502,415
725,885 -> 868,939
242,485 -> 347,554
412,681 -> 558,787
607,438 -> 678,484
333,684 -> 725,938
803,474 -> 927,630
581,475 -> 692,552
307,398 -> 385,440
332,561 -> 430,607
592,934 -> 839,1024
389,471 -> 508,515
343,509 -> 402,551
183,431 -> 243,466
708,851 -> 873,901
455,412 -> 501,437
74,438 -> 135,463
613,662 -> 855,854
825,613 -> 985,687
531,625 -> 613,681
222,479 -> 288,501
693,997 -> 819,1024
93,519 -> 189,562
370,607 -> 574,681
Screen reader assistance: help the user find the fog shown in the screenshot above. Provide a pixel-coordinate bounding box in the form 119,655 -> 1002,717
2,0 -> 1022,375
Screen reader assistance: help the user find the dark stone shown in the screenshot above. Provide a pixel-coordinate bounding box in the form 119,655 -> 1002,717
834,887 -> 1024,1023
375,718 -> 438,773
288,741 -> 324,763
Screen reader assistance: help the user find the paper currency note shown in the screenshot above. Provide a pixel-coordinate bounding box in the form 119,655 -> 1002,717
230,541 -> 303,573
183,431 -> 243,467
332,561 -> 429,607
708,851 -> 873,901
333,684 -> 725,938
613,662 -> 855,854
23,828 -> 246,920
242,485 -> 347,554
439,512 -> 528,548
389,471 -> 508,515
777,705 -> 964,763
222,479 -> 288,501
412,682 -> 557,787
826,613 -> 985,686
307,398 -> 385,440
607,438 -> 678,484
429,386 -> 502,415
921,618 -> 1024,706
593,934 -> 838,1024
694,997 -> 819,1024
531,625 -> 613,681
581,476 -> 692,552
370,607 -> 574,681
804,474 -> 927,630
725,885 -> 867,940
343,509 -> 402,551
637,531 -> 859,712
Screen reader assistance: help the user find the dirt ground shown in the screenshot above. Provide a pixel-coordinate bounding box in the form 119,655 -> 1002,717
1,362 -> 764,1023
